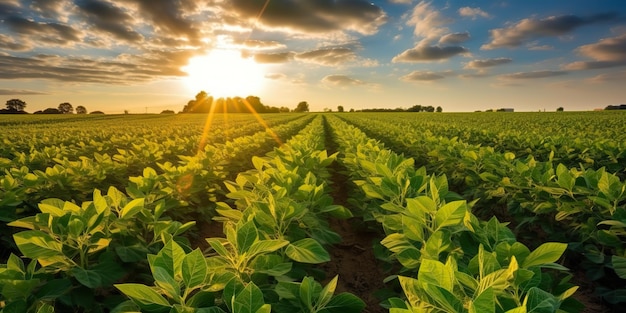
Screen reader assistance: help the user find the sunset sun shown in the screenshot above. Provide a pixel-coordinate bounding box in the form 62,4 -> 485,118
182,49 -> 266,98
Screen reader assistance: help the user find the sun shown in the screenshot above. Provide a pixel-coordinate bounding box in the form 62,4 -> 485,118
182,49 -> 266,98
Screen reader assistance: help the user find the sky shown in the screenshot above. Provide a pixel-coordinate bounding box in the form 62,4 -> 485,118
0,0 -> 625,113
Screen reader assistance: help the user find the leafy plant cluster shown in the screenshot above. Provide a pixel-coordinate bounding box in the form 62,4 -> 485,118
338,112 -> 626,305
326,114 -> 579,313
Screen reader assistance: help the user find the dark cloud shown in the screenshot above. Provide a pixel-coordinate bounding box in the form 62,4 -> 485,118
0,34 -> 31,51
439,32 -> 470,44
3,15 -> 81,45
465,57 -> 512,69
392,44 -> 469,63
565,33 -> 626,70
30,0 -> 66,19
500,70 -> 567,79
322,74 -> 365,86
225,0 -> 387,35
0,50 -> 195,84
75,0 -> 143,42
0,88 -> 47,95
482,13 -> 618,49
296,48 -> 356,65
130,0 -> 201,44
253,52 -> 294,63
400,70 -> 447,81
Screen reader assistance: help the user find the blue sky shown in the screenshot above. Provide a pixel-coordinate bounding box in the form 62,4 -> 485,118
1,0 -> 625,113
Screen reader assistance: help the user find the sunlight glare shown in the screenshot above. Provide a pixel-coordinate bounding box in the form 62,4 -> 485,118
182,49 -> 265,98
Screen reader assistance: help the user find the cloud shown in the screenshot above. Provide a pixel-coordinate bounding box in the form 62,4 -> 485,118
0,34 -> 31,51
0,50 -> 195,84
482,13 -> 618,50
30,0 -> 67,19
74,0 -> 143,42
129,0 -> 202,44
401,70 -> 451,81
587,70 -> 626,83
392,44 -> 468,62
3,15 -> 82,46
500,70 -> 567,79
242,39 -> 286,50
296,48 -> 357,66
465,57 -> 512,69
253,52 -> 294,63
224,0 -> 387,36
407,1 -> 451,42
0,88 -> 47,95
439,32 -> 470,44
564,34 -> 626,70
265,73 -> 286,80
322,74 -> 366,86
390,0 -> 413,4
458,7 -> 490,19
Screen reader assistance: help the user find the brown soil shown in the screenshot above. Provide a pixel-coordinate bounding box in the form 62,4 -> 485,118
321,218 -> 388,313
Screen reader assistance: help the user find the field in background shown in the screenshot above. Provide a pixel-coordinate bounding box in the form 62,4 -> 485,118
1,111 -> 625,313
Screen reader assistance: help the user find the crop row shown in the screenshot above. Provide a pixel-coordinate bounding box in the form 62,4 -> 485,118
325,114 -> 579,312
340,112 -> 626,173
337,113 -> 626,306
0,115 -> 363,312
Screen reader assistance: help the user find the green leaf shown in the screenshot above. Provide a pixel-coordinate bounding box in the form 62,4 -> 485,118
115,284 -> 171,312
233,282 -> 265,313
36,303 -> 55,313
469,287 -> 494,313
523,287 -> 559,313
522,243 -> 567,268
153,266 -> 180,299
299,277 -> 315,311
35,278 -> 72,300
247,239 -> 289,258
237,221 -> 259,255
418,259 -> 454,292
434,201 -> 466,230
612,256 -> 626,279
13,230 -> 66,267
321,292 -> 365,313
120,198 -> 145,219
318,276 -> 338,308
285,238 -> 330,264
1,279 -> 40,301
71,267 -> 103,288
182,249 -> 208,291
150,240 -> 186,279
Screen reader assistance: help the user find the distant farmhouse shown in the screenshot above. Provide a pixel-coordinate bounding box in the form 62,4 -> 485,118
605,104 -> 626,110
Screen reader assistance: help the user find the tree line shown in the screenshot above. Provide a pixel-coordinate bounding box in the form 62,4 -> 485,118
181,91 -> 294,114
1,99 -> 92,114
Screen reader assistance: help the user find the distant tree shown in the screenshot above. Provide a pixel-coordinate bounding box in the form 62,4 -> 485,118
556,107 -> 564,112
349,108 -> 354,112
42,108 -> 61,114
160,110 -> 175,114
124,110 -> 129,114
337,105 -> 344,112
5,99 -> 26,111
90,111 -> 105,114
58,102 -> 73,114
407,104 -> 422,112
294,101 -> 309,112
75,105 -> 87,114
486,109 -> 494,112
436,106 -> 442,112
323,108 -> 332,112
424,105 -> 435,112
279,106 -> 290,113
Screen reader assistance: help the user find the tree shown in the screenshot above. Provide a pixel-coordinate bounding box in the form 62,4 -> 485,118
294,101 -> 309,112
6,99 -> 26,111
76,106 -> 87,114
556,107 -> 564,112
337,105 -> 344,112
436,106 -> 442,112
58,102 -> 73,114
